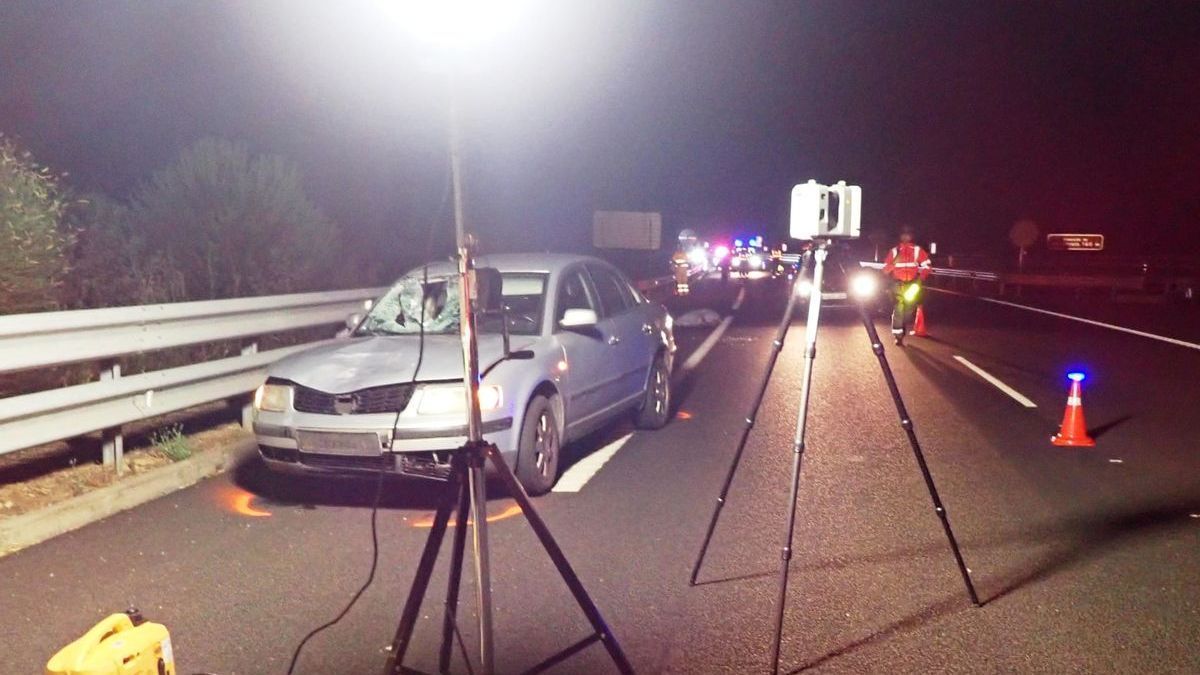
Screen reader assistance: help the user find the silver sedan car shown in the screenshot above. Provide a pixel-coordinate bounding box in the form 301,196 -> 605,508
252,253 -> 675,494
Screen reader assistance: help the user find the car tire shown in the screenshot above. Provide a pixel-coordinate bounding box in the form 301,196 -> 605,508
634,353 -> 671,430
516,394 -> 561,496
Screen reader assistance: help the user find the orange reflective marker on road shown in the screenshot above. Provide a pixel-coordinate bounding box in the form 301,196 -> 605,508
676,410 -> 694,420
410,501 -> 521,529
216,484 -> 272,518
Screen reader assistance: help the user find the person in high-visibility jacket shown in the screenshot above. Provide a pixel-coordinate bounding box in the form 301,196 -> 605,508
671,249 -> 691,295
881,226 -> 931,343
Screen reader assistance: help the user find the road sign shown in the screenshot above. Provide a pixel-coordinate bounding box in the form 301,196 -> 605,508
1046,233 -> 1104,251
593,211 -> 662,250
1009,219 -> 1039,249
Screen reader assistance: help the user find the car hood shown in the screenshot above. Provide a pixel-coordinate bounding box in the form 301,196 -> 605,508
269,334 -> 536,393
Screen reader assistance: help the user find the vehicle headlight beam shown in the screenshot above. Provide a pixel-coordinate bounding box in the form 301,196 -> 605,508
850,273 -> 879,301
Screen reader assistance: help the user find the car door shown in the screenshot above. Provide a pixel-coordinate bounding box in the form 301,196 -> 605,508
617,268 -> 667,372
552,266 -> 612,429
586,263 -> 650,406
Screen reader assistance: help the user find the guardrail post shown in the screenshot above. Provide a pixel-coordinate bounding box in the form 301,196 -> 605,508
240,342 -> 258,429
100,362 -> 125,476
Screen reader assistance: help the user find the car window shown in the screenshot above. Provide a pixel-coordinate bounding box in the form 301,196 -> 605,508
477,273 -> 548,336
588,265 -> 632,317
616,270 -> 644,305
555,269 -> 597,324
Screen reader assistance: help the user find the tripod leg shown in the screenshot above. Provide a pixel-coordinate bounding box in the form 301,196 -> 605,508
770,245 -> 827,674
855,304 -> 981,607
483,444 -> 635,675
690,270 -> 806,586
466,452 -> 495,675
384,472 -> 460,675
439,479 -> 472,673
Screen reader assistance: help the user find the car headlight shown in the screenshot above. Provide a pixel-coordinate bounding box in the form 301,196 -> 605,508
749,254 -> 763,268
417,384 -> 503,415
796,279 -> 814,297
254,383 -> 292,412
850,273 -> 879,300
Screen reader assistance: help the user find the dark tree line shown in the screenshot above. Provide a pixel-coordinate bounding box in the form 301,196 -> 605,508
2,135 -> 355,315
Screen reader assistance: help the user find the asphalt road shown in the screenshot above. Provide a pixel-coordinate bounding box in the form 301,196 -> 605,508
4,272 -> 1199,674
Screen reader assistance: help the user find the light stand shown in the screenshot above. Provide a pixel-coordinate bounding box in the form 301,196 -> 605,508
383,55 -> 632,675
382,442 -> 634,675
449,65 -> 495,671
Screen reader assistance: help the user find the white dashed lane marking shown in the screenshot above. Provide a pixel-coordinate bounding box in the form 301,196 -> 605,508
952,355 -> 1038,408
680,286 -> 746,374
553,434 -> 633,493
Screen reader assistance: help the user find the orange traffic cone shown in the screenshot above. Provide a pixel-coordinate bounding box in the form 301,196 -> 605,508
912,306 -> 928,336
1051,373 -> 1095,447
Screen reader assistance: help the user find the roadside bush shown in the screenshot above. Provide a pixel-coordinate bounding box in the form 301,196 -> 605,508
131,138 -> 341,300
64,193 -> 186,309
0,135 -> 75,314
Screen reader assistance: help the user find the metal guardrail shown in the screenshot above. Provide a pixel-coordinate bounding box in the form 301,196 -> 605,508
860,261 -> 1192,298
0,287 -> 385,470
0,270 -> 677,473
634,275 -> 673,292
0,288 -> 384,374
855,261 -> 1000,282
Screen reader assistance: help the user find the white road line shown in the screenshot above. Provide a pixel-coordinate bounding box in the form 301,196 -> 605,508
552,433 -> 632,493
731,285 -> 747,311
679,286 -> 746,373
952,355 -> 1038,408
930,288 -> 1200,352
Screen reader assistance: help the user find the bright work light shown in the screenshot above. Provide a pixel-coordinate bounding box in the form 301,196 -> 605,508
392,0 -> 530,47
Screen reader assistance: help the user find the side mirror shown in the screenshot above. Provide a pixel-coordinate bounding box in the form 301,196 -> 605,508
474,267 -> 504,314
345,313 -> 363,331
560,308 -> 599,329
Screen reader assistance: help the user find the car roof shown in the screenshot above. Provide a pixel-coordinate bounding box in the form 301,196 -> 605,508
404,252 -> 613,278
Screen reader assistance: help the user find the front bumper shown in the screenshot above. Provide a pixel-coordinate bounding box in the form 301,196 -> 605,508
254,409 -> 516,481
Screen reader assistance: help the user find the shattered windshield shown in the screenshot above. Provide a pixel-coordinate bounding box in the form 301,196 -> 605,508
357,273 -> 461,336
355,271 -> 548,337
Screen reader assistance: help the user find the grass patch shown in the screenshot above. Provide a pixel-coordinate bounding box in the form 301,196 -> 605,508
151,424 -> 192,462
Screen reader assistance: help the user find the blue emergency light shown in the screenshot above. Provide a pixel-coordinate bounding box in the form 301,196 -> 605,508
1067,372 -> 1086,382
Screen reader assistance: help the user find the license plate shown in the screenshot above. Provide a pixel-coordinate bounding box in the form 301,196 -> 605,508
296,430 -> 383,456
822,292 -> 848,300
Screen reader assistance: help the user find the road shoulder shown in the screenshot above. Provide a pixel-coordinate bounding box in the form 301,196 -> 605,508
0,434 -> 255,557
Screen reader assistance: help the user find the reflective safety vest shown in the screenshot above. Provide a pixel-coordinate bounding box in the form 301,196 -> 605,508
883,243 -> 932,282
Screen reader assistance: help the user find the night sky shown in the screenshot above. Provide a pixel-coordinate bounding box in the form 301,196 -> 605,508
2,0 -> 1199,264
